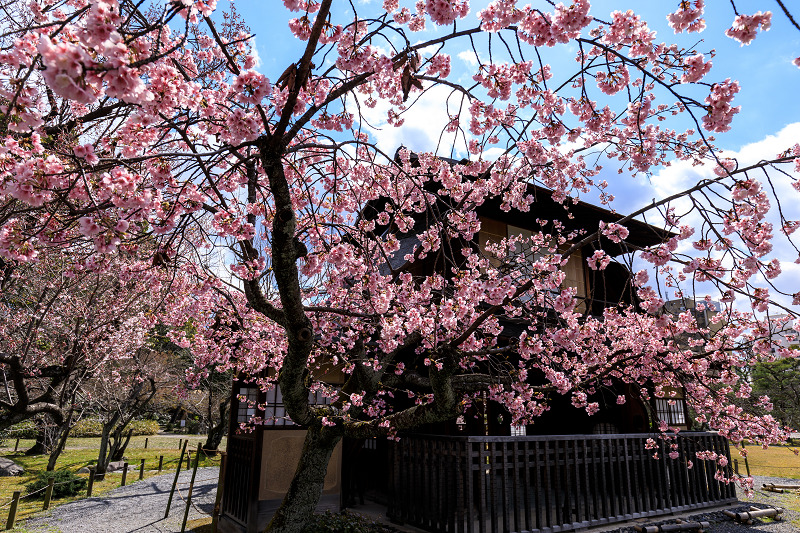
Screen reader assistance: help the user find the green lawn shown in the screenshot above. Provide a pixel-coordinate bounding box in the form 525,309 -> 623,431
0,434 -> 225,531
731,442 -> 800,479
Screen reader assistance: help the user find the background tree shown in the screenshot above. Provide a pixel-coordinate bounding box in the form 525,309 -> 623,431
83,347 -> 164,476
0,1 -> 799,532
148,322 -> 232,449
0,251 -> 165,463
752,357 -> 800,430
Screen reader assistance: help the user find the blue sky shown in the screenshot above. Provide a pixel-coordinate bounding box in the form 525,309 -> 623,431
236,0 -> 800,152
228,0 -> 800,310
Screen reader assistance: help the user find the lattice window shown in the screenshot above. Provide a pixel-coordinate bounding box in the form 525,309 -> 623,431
655,398 -> 686,425
510,424 -> 527,436
236,387 -> 258,424
592,422 -> 619,434
263,386 -> 330,427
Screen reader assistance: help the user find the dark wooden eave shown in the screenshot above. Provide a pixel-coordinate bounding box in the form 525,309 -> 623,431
358,150 -> 673,257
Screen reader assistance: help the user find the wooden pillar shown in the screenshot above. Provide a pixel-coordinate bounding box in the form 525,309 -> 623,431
211,452 -> 227,533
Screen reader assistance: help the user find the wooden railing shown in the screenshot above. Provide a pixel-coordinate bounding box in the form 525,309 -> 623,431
388,433 -> 736,533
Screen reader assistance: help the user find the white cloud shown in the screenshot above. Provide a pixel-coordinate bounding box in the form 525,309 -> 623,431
358,84 -> 473,157
634,122 -> 800,314
457,50 -> 479,67
249,36 -> 262,68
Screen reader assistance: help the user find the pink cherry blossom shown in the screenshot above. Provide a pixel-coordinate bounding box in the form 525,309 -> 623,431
702,79 -> 740,132
726,11 -> 772,45
681,53 -> 712,83
667,0 -> 705,33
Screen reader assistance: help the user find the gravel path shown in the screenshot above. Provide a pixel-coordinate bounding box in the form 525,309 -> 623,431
598,475 -> 800,533
23,467 -> 219,533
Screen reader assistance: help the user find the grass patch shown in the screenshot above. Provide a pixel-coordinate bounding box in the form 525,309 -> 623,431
0,434 -> 224,527
731,443 -> 800,479
186,517 -> 213,532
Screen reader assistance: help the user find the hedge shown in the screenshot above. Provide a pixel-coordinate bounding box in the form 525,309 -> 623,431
70,419 -> 160,438
3,420 -> 38,439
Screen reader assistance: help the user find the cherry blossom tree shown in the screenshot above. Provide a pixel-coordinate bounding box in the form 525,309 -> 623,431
1,0 -> 800,531
0,249 -> 170,468
82,348 -> 163,477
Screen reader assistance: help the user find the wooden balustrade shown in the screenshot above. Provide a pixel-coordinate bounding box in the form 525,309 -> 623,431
388,432 -> 736,533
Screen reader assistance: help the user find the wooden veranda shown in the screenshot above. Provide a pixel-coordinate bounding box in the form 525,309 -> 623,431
388,432 -> 737,533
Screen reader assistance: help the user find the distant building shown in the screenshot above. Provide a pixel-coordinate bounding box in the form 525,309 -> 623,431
663,297 -> 722,332
766,313 -> 800,355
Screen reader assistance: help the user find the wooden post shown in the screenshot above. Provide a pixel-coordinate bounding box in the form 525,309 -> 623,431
158,455 -> 164,473
87,467 -> 96,497
181,444 -> 202,533
734,459 -> 739,475
165,439 -> 189,518
13,438 -> 19,452
742,442 -> 751,476
121,462 -> 129,486
5,491 -> 20,530
185,451 -> 191,470
211,452 -> 227,533
43,477 -> 55,510
139,458 -> 146,480
145,437 -> 148,449
178,438 -> 182,449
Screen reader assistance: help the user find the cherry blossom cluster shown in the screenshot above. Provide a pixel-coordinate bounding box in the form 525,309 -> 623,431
726,11 -> 772,46
667,0 -> 705,33
702,79 -> 741,133
424,0 -> 469,26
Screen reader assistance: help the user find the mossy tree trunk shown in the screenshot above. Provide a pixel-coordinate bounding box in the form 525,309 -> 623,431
94,424 -> 113,477
110,428 -> 133,462
26,417 -> 58,456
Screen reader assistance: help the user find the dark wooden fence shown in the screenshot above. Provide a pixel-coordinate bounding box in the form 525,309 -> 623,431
388,433 -> 736,533
221,435 -> 256,527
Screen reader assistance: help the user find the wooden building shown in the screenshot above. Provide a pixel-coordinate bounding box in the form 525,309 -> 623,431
218,154 -> 734,533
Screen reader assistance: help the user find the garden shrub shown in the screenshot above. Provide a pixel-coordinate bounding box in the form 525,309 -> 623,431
185,419 -> 201,434
70,419 -> 103,437
25,470 -> 87,499
128,419 -> 160,435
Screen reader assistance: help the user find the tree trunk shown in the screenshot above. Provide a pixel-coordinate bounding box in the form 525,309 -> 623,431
264,426 -> 341,533
110,428 -> 133,462
26,419 -> 57,455
46,411 -> 73,471
95,424 -> 113,477
203,398 -> 229,455
25,433 -> 48,455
